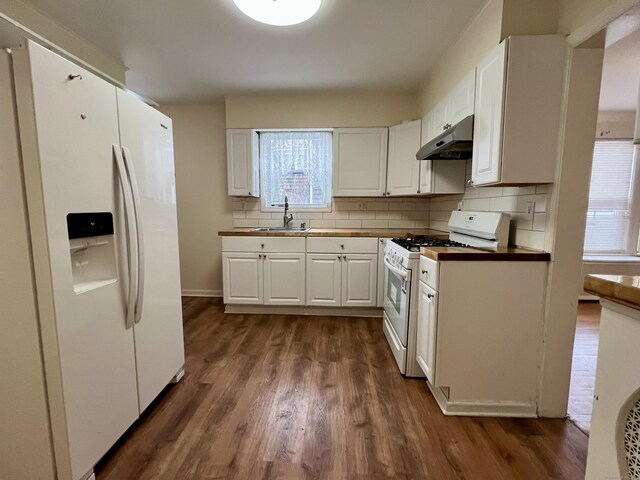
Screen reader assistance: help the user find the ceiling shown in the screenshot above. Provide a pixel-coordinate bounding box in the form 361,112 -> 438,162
14,0 -> 486,103
600,6 -> 640,111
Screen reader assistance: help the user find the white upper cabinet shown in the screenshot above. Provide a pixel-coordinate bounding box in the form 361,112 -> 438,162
471,35 -> 565,186
422,70 -> 476,145
472,42 -> 507,186
447,70 -> 476,126
333,127 -> 388,196
429,100 -> 448,140
226,129 -> 259,197
386,120 -> 422,196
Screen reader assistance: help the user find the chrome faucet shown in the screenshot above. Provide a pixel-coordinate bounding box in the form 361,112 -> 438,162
283,195 -> 293,227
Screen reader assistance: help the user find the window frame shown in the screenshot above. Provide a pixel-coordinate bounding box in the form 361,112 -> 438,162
583,138 -> 640,255
257,128 -> 334,213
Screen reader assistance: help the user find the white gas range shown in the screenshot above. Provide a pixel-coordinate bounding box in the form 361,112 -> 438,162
382,210 -> 510,377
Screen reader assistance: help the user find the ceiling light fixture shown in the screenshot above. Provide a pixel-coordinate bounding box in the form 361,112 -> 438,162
232,0 -> 322,26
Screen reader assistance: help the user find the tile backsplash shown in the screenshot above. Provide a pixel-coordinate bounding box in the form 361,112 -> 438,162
232,161 -> 551,250
429,161 -> 550,250
232,197 -> 431,230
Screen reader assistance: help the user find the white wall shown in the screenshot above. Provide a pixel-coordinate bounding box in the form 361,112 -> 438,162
161,103 -> 232,296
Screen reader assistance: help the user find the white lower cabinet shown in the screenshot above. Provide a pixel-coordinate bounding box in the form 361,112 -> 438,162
416,280 -> 438,384
306,253 -> 377,307
306,254 -> 342,306
222,253 -> 263,304
263,253 -> 305,305
222,236 -> 306,306
342,254 -> 377,307
223,236 -> 378,309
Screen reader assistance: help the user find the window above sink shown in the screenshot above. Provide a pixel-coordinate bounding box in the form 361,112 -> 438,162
259,130 -> 333,212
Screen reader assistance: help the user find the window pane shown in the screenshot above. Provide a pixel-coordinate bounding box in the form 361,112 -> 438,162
260,131 -> 332,208
584,140 -> 635,253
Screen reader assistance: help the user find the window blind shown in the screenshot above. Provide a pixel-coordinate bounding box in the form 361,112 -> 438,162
584,140 -> 635,253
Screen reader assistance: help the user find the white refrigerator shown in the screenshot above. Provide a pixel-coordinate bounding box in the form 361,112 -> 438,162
2,40 -> 185,480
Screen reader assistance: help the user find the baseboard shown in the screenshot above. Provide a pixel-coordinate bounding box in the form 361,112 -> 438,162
426,382 -> 537,418
224,304 -> 383,317
181,289 -> 222,297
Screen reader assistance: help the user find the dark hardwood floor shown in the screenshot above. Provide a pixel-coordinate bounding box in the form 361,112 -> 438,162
95,297 -> 589,480
568,301 -> 601,433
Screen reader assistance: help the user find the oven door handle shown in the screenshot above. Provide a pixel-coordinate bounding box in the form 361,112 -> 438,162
384,257 -> 411,281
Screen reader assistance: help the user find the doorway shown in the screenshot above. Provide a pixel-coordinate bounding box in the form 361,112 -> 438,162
568,4 -> 640,432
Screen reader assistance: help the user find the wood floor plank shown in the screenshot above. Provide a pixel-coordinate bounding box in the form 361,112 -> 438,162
95,297 -> 589,480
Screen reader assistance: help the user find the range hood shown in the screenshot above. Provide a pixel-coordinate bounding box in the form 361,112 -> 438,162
416,115 -> 474,161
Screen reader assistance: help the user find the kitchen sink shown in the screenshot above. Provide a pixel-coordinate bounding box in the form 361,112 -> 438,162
252,227 -> 311,232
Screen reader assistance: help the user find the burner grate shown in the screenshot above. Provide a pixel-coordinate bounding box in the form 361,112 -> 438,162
391,236 -> 469,252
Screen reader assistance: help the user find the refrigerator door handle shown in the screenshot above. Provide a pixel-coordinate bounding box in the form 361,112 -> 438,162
121,146 -> 145,324
113,144 -> 137,329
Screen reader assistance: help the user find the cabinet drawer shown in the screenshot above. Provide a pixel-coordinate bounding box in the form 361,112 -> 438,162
419,256 -> 438,290
222,236 -> 305,253
306,237 -> 378,254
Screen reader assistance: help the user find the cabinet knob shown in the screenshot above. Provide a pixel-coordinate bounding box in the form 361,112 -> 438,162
338,256 -> 342,261
467,180 -> 474,185
340,244 -> 345,250
421,270 -> 428,274
343,255 -> 347,260
443,123 -> 451,130
261,244 -> 265,249
249,191 -> 252,196
427,293 -> 434,299
263,254 -> 267,259
258,254 -> 262,259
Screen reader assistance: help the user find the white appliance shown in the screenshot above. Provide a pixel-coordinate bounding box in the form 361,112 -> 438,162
3,41 -> 185,480
382,210 -> 510,376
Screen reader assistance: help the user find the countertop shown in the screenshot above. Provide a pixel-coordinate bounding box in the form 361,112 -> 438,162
218,228 -> 449,238
419,245 -> 551,262
584,274 -> 640,310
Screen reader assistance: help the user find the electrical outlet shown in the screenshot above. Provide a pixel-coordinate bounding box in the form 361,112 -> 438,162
525,201 -> 535,220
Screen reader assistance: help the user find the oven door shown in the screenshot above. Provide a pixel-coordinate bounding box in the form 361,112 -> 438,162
382,256 -> 411,345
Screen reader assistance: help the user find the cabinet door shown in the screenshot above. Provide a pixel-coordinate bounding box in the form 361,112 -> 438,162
387,120 -> 422,196
306,254 -> 342,306
222,253 -> 263,304
263,253 -> 305,305
333,128 -> 388,196
430,100 -> 448,139
419,114 -> 434,194
471,42 -> 506,186
342,254 -> 377,307
447,69 -> 476,125
226,129 -> 259,197
416,280 -> 438,384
